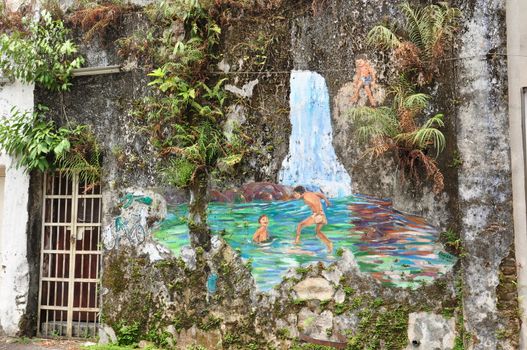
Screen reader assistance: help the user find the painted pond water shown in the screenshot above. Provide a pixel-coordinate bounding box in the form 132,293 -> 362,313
154,195 -> 456,291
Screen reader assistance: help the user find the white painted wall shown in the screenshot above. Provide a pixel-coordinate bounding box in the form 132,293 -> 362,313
506,0 -> 527,347
0,81 -> 33,336
0,167 -> 5,242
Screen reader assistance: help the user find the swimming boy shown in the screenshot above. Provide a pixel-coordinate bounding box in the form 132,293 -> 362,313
351,54 -> 377,107
292,186 -> 333,252
253,214 -> 270,243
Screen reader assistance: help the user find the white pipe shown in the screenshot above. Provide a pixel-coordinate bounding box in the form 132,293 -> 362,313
0,65 -> 122,83
72,65 -> 121,77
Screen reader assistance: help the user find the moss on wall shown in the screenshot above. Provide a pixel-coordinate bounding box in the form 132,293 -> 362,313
496,245 -> 521,349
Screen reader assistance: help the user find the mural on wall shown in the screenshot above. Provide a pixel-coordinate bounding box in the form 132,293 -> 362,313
152,70 -> 456,291
103,191 -> 165,250
351,54 -> 378,107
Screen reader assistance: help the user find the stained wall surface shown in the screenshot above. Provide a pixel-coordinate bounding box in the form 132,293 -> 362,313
0,81 -> 33,336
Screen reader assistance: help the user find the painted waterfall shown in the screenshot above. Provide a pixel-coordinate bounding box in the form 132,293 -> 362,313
279,70 -> 352,197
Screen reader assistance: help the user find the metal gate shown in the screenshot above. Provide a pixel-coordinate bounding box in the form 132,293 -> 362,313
37,171 -> 102,338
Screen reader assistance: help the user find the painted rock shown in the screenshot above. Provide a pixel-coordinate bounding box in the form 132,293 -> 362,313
293,277 -> 334,301
210,182 -> 293,202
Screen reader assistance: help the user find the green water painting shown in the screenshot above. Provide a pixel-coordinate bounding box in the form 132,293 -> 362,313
153,194 -> 456,291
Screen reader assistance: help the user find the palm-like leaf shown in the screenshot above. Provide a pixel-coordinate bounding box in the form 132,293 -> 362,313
400,2 -> 426,51
389,74 -> 415,110
55,151 -> 101,185
396,2 -> 461,62
403,93 -> 430,111
396,113 -> 445,156
349,106 -> 400,142
430,3 -> 461,39
367,25 -> 401,49
428,3 -> 461,55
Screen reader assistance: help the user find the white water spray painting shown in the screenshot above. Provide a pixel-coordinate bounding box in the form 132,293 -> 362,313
279,70 -> 352,197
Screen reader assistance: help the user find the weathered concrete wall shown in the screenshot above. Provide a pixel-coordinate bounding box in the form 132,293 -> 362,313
0,81 -> 33,336
216,7 -> 294,186
455,0 -> 518,349
98,234 -> 458,349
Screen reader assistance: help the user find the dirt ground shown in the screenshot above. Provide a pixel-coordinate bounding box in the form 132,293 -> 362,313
0,337 -> 91,350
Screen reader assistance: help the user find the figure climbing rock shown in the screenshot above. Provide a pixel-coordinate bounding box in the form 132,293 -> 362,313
351,54 -> 378,107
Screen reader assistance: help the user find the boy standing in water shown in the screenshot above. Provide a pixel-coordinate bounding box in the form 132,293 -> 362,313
253,214 -> 270,243
293,186 -> 333,252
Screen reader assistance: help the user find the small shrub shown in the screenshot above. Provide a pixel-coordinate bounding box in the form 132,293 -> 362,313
0,106 -> 101,181
116,322 -> 140,346
0,10 -> 84,91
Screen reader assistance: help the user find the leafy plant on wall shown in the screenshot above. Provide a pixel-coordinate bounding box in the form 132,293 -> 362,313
0,106 -> 101,183
0,9 -> 100,181
134,0 -> 246,249
349,2 -> 461,193
0,10 -> 84,91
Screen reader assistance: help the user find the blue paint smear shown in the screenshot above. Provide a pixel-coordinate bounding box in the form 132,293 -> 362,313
207,273 -> 218,294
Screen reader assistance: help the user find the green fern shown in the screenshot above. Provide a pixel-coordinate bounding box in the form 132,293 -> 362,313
0,107 -> 101,181
389,75 -> 415,109
429,3 -> 462,42
349,106 -> 399,142
367,25 -> 400,49
137,0 -> 246,190
162,158 -> 196,187
368,2 -> 460,67
395,114 -> 445,156
55,126 -> 101,184
350,2 -> 459,193
403,93 -> 430,111
399,2 -> 426,51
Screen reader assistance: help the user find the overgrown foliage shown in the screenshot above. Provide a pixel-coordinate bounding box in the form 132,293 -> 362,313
349,2 -> 461,193
350,75 -> 446,193
0,7 -> 100,182
129,0 -> 246,248
135,0 -> 245,188
115,321 -> 140,346
368,2 -> 461,85
0,10 -> 84,91
69,3 -> 131,41
0,106 -> 101,182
